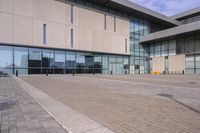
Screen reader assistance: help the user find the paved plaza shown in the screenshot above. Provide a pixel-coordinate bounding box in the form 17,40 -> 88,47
19,74 -> 200,133
0,77 -> 67,133
1,75 -> 200,133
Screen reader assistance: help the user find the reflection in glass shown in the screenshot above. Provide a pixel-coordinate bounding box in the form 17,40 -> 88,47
0,46 -> 13,75
29,48 -> 42,74
0,46 -> 13,68
94,55 -> 102,73
76,52 -> 85,73
55,50 -> 65,74
42,49 -> 54,68
14,47 -> 28,75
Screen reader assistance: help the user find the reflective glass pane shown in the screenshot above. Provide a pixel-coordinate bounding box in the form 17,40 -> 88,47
14,47 -> 28,68
196,55 -> 200,68
0,46 -> 13,68
169,40 -> 176,50
66,51 -> 76,69
186,69 -> 195,74
186,37 -> 195,53
42,49 -> 54,68
29,48 -> 41,68
196,69 -> 200,74
76,52 -> 85,70
55,50 -> 65,69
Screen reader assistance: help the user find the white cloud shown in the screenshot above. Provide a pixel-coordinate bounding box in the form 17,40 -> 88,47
129,0 -> 200,16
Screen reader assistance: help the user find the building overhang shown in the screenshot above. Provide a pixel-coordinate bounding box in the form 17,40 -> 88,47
74,0 -> 181,27
171,7 -> 200,20
140,21 -> 200,43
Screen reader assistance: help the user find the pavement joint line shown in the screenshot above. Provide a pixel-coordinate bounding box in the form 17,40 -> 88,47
14,77 -> 114,133
73,75 -> 199,90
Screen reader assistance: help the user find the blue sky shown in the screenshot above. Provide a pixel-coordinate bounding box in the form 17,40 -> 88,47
129,0 -> 200,16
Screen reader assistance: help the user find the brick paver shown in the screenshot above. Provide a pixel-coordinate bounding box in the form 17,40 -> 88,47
22,75 -> 200,133
0,77 -> 67,133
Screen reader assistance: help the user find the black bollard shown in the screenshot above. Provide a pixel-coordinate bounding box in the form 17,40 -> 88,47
46,70 -> 48,76
182,70 -> 185,75
73,70 -> 75,76
16,70 -> 18,77
110,70 -> 112,75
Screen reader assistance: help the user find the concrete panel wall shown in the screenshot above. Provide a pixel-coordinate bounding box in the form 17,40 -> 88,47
168,54 -> 185,73
13,0 -> 33,17
0,0 -> 130,55
13,15 -> 33,45
152,57 -> 165,73
0,0 -> 13,14
0,13 -> 12,43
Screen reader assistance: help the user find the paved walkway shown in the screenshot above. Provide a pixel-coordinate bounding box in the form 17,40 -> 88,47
0,77 -> 67,133
21,75 -> 200,133
15,77 -> 114,133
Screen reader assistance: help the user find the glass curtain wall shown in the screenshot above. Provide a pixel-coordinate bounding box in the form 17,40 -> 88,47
130,17 -> 150,74
149,34 -> 200,74
0,45 -> 129,75
0,46 -> 13,75
14,47 -> 28,75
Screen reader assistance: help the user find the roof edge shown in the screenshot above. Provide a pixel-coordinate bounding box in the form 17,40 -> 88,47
171,7 -> 200,20
111,0 -> 181,26
140,21 -> 200,43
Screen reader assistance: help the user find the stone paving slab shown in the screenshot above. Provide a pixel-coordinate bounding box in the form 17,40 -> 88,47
15,77 -> 114,133
21,75 -> 200,133
0,77 -> 67,133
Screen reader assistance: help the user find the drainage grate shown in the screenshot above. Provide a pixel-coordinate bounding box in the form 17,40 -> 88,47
188,82 -> 197,84
158,93 -> 173,99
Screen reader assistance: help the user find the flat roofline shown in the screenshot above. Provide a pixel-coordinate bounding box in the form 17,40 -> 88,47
171,7 -> 200,20
140,21 -> 200,43
110,0 -> 181,26
75,0 -> 181,27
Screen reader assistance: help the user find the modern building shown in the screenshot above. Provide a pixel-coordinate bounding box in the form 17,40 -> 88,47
0,0 -> 199,75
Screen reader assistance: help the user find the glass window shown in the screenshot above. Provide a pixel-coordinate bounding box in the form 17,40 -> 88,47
196,55 -> 200,68
28,48 -> 42,74
196,69 -> 200,74
169,40 -> 176,50
76,52 -> 85,69
0,46 -> 13,75
196,35 -> 200,52
186,37 -> 195,53
155,43 -> 161,52
186,69 -> 195,74
176,39 -> 185,54
186,56 -> 195,68
0,46 -> 13,68
55,50 -> 65,69
43,24 -> 47,44
66,51 -> 76,69
29,48 -> 41,68
116,56 -> 123,63
109,56 -> 116,63
14,47 -> 28,75
161,41 -> 168,51
42,49 -> 54,68
102,55 -> 108,69
94,55 -> 102,73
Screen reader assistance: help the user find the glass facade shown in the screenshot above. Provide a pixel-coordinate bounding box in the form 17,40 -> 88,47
180,14 -> 200,24
0,45 -> 129,75
130,17 -> 150,74
149,34 -> 200,74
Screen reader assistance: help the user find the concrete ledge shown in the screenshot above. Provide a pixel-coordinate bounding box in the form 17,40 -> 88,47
15,77 -> 114,133
140,21 -> 200,43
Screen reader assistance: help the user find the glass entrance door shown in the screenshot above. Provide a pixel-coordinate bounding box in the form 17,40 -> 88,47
109,63 -> 124,75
